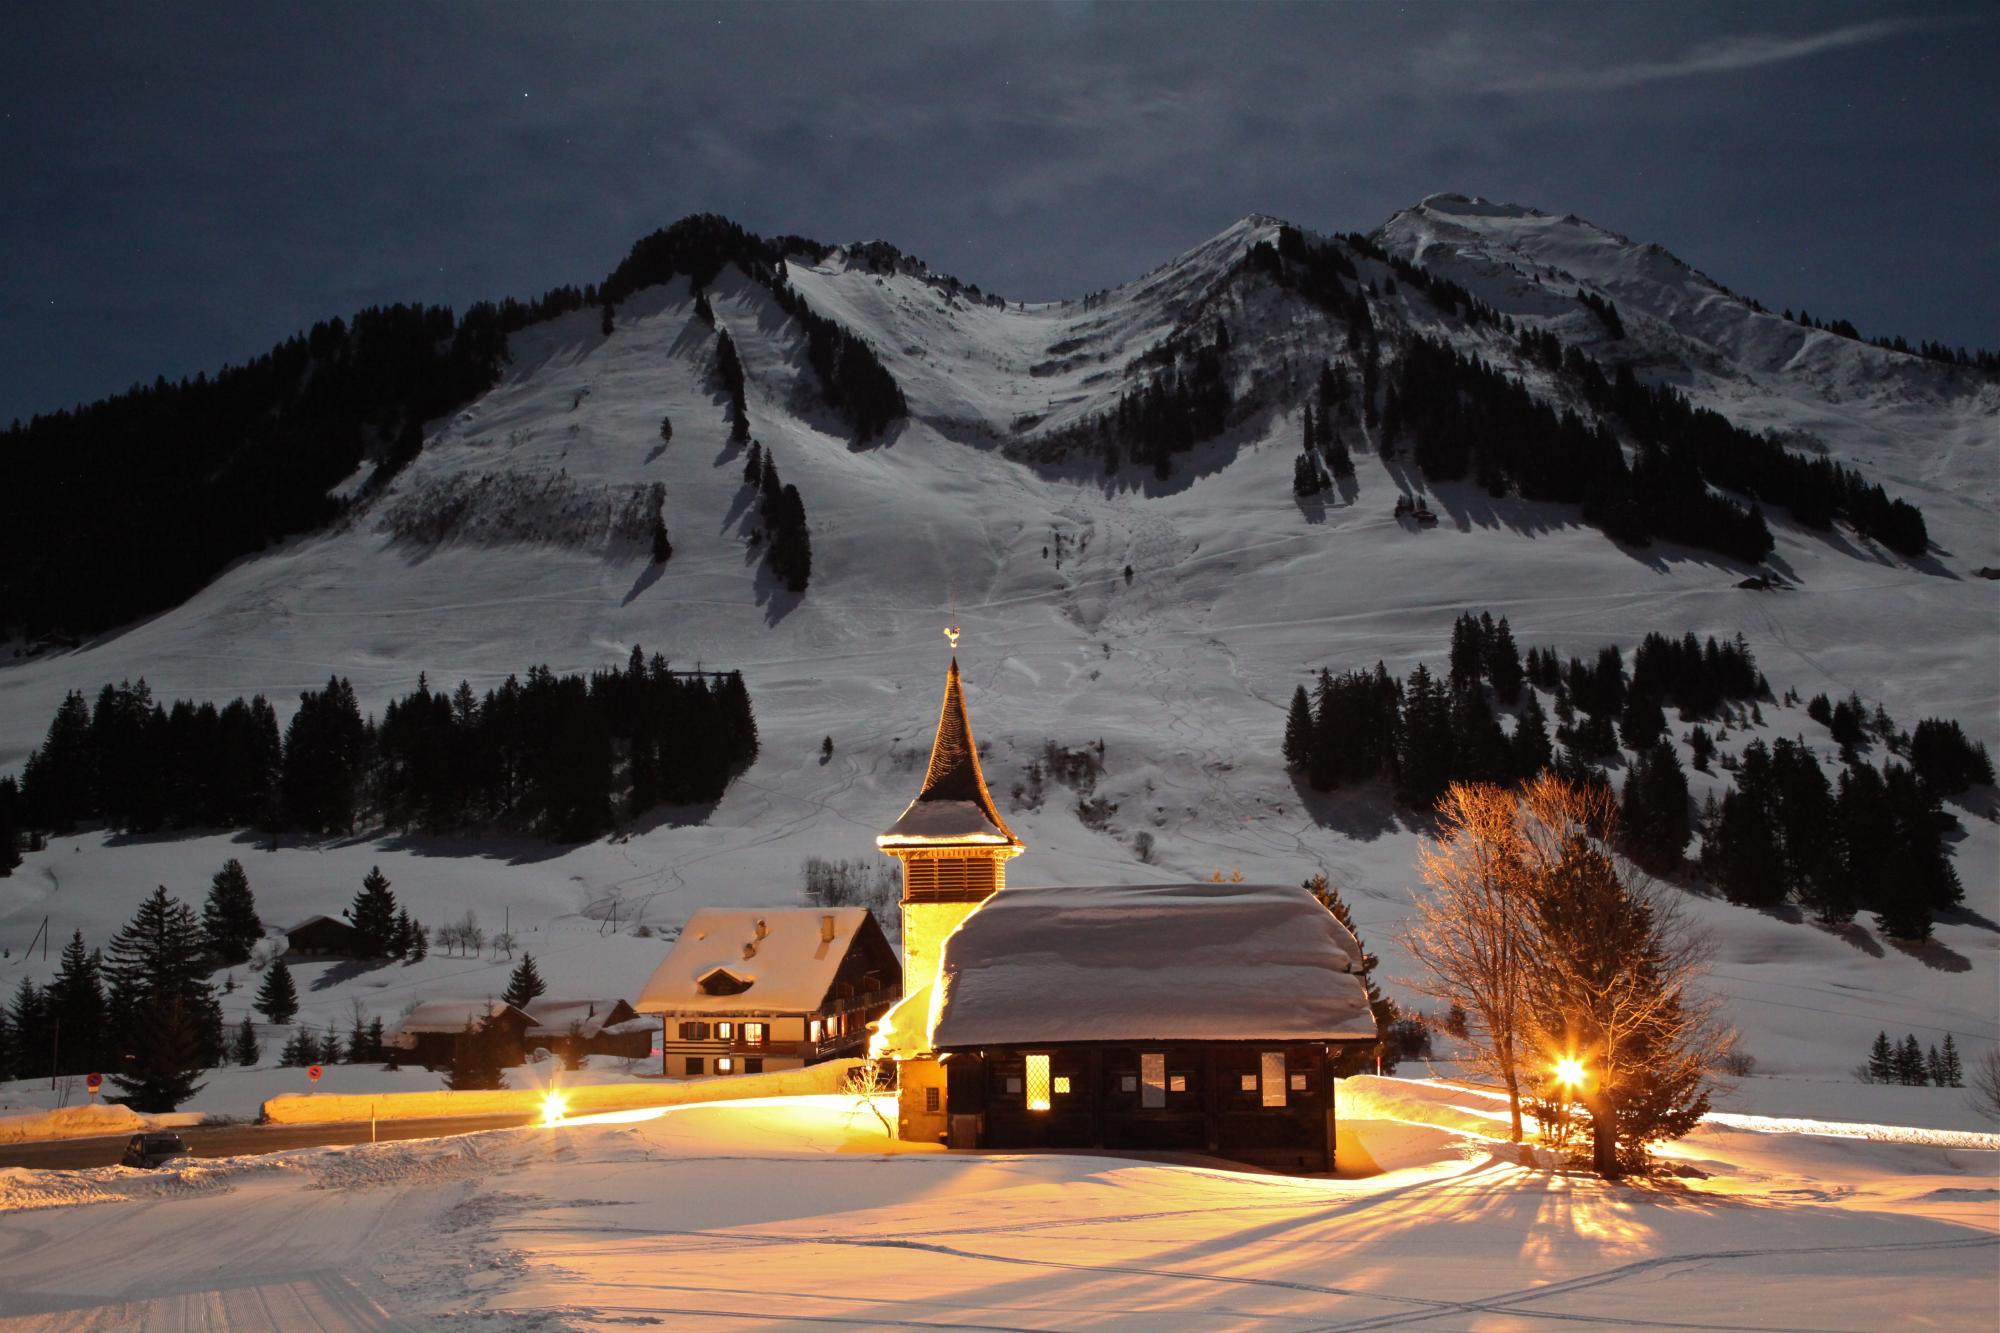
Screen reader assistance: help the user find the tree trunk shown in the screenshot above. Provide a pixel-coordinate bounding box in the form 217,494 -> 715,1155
1588,1086 -> 1621,1178
1500,1040 -> 1523,1143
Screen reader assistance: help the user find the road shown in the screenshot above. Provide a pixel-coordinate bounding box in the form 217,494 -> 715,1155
0,1111 -> 543,1170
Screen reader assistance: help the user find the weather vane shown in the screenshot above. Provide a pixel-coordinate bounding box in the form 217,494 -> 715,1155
943,625 -> 961,649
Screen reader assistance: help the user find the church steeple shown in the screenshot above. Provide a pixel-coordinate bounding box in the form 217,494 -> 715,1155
878,657 -> 1019,848
879,637 -> 1024,988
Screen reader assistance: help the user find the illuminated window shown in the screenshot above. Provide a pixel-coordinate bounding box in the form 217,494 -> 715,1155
1025,1054 -> 1052,1111
1261,1052 -> 1287,1107
1052,1076 -> 1072,1095
717,1057 -> 734,1074
743,1022 -> 767,1047
1141,1052 -> 1167,1108
1169,1073 -> 1188,1094
810,1018 -> 823,1042
716,1022 -> 734,1040
1290,1072 -> 1308,1092
1240,1074 -> 1258,1092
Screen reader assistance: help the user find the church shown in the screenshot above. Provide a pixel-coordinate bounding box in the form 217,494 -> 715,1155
872,640 -> 1377,1172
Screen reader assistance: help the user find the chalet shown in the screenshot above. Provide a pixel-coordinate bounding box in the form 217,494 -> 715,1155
871,640 -> 1378,1172
635,907 -> 900,1078
284,914 -> 364,958
524,998 -> 656,1062
391,998 -> 535,1070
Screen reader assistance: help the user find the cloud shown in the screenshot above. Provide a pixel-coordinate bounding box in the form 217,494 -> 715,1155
1478,16 -> 1940,95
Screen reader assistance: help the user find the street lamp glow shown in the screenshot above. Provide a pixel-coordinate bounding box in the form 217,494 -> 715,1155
540,1090 -> 568,1126
1554,1057 -> 1586,1088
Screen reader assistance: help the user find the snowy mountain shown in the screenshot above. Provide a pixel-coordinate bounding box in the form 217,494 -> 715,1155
1,199 -> 1994,1104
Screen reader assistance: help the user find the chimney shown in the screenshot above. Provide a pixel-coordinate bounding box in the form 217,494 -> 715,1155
754,918 -> 769,939
820,913 -> 837,943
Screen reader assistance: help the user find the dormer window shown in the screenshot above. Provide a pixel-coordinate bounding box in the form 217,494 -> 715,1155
699,968 -> 753,997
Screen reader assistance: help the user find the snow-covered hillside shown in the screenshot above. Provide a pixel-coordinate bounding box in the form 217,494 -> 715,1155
1,200 -> 1993,1110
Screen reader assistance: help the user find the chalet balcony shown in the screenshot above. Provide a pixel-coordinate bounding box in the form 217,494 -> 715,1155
823,987 -> 897,1019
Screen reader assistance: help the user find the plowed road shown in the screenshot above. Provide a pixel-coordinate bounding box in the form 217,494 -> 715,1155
0,1112 -> 541,1169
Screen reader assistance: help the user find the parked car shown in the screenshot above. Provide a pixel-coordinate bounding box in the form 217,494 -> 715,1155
119,1132 -> 190,1168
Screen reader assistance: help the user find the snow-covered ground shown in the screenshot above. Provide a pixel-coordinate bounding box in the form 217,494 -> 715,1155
1,201 -> 1995,1127
1,1079 -> 1993,1329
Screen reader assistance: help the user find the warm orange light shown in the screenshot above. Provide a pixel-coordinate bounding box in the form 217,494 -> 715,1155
1554,1057 -> 1587,1088
944,626 -> 961,649
541,1090 -> 568,1126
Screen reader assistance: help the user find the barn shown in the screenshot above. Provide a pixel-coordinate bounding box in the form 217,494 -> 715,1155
284,914 -> 363,958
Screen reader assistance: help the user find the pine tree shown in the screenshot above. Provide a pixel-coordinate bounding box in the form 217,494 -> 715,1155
1940,1033 -> 1963,1086
1485,617 -> 1524,705
347,866 -> 398,958
1305,874 -> 1399,1074
367,1016 -> 386,1064
0,775 -> 21,877
741,439 -> 762,486
233,1015 -> 260,1066
1512,692 -> 1554,779
1396,664 -> 1455,809
1926,1043 -> 1946,1087
201,858 -> 261,965
503,953 -> 547,1011
1282,686 -> 1314,769
651,514 -> 673,564
445,1017 -> 506,1091
318,1027 -> 343,1065
112,999 -> 209,1112
410,921 -> 429,962
657,415 -> 673,446
20,690 -> 94,831
255,958 -> 299,1025
8,976 -> 48,1081
103,886 -> 224,1070
391,908 -> 414,959
47,929 -> 107,1075
1897,1034 -> 1928,1086
1620,741 -> 1691,875
1866,1031 -> 1896,1082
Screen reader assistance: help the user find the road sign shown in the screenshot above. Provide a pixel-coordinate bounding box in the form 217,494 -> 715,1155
86,1072 -> 102,1099
308,1064 -> 322,1084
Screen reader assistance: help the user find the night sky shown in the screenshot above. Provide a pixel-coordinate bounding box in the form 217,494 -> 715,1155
3,1 -> 1994,424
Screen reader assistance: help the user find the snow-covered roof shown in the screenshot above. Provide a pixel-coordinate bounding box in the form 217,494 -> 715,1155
635,908 -> 875,1016
394,998 -> 527,1037
923,882 -> 1377,1049
523,998 -> 633,1040
287,914 -> 356,933
877,657 -> 1020,848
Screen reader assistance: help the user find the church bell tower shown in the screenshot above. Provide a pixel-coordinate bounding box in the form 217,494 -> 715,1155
877,632 -> 1023,990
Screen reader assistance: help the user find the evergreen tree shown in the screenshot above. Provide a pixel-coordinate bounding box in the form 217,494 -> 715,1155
201,858 -> 261,965
651,513 -> 673,565
391,908 -> 415,960
1512,692 -> 1554,778
1866,1030 -> 1896,1082
319,1027 -> 344,1065
1619,689 -> 1667,750
741,438 -> 762,486
112,999 -> 210,1112
1687,725 -> 1715,772
367,1016 -> 386,1064
47,929 -> 107,1075
347,866 -> 398,958
19,690 -> 94,831
503,953 -> 547,1011
254,958 -> 299,1025
1484,617 -> 1523,704
657,414 -> 672,446
1896,1033 -> 1927,1085
233,1015 -> 260,1066
600,301 -> 615,337
1621,741 -> 1691,875
0,1001 -> 13,1082
8,976 -> 48,1081
1282,686 -> 1314,769
0,775 -> 21,877
103,886 -> 224,1070
445,1017 -> 506,1091
410,920 -> 429,962
1926,1043 -> 1946,1087
1396,664 -> 1455,808
1940,1033 -> 1963,1087
1305,874 -> 1399,1074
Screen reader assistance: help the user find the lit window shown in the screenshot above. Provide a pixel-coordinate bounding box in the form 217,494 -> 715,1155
716,1022 -> 734,1040
1169,1073 -> 1188,1093
717,1057 -> 734,1074
1052,1076 -> 1071,1095
744,1022 -> 767,1047
1290,1072 -> 1308,1092
1141,1052 -> 1167,1109
1025,1054 -> 1052,1111
1240,1074 -> 1258,1092
810,1018 -> 823,1042
1261,1052 -> 1287,1107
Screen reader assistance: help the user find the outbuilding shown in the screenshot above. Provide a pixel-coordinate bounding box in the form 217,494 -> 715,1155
284,914 -> 364,959
524,998 -> 655,1062
391,998 -> 535,1070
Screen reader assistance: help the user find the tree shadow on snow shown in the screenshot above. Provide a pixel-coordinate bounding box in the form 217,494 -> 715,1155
1285,771 -> 1411,843
307,958 -> 395,992
622,560 -> 667,606
1886,935 -> 1973,973
1814,920 -> 1886,959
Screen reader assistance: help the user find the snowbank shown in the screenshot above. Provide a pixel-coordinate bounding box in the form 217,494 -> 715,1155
260,1058 -> 865,1125
0,1104 -> 204,1145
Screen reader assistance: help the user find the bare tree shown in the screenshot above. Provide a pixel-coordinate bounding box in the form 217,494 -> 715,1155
1973,1047 -> 2000,1124
1399,782 -> 1533,1142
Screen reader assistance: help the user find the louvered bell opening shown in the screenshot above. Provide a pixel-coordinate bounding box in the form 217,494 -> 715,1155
901,855 -> 1001,903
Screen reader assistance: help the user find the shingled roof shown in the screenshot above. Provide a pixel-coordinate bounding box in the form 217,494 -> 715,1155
878,657 -> 1019,847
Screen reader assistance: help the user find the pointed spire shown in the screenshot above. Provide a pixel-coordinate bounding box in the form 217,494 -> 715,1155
879,656 -> 1019,847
